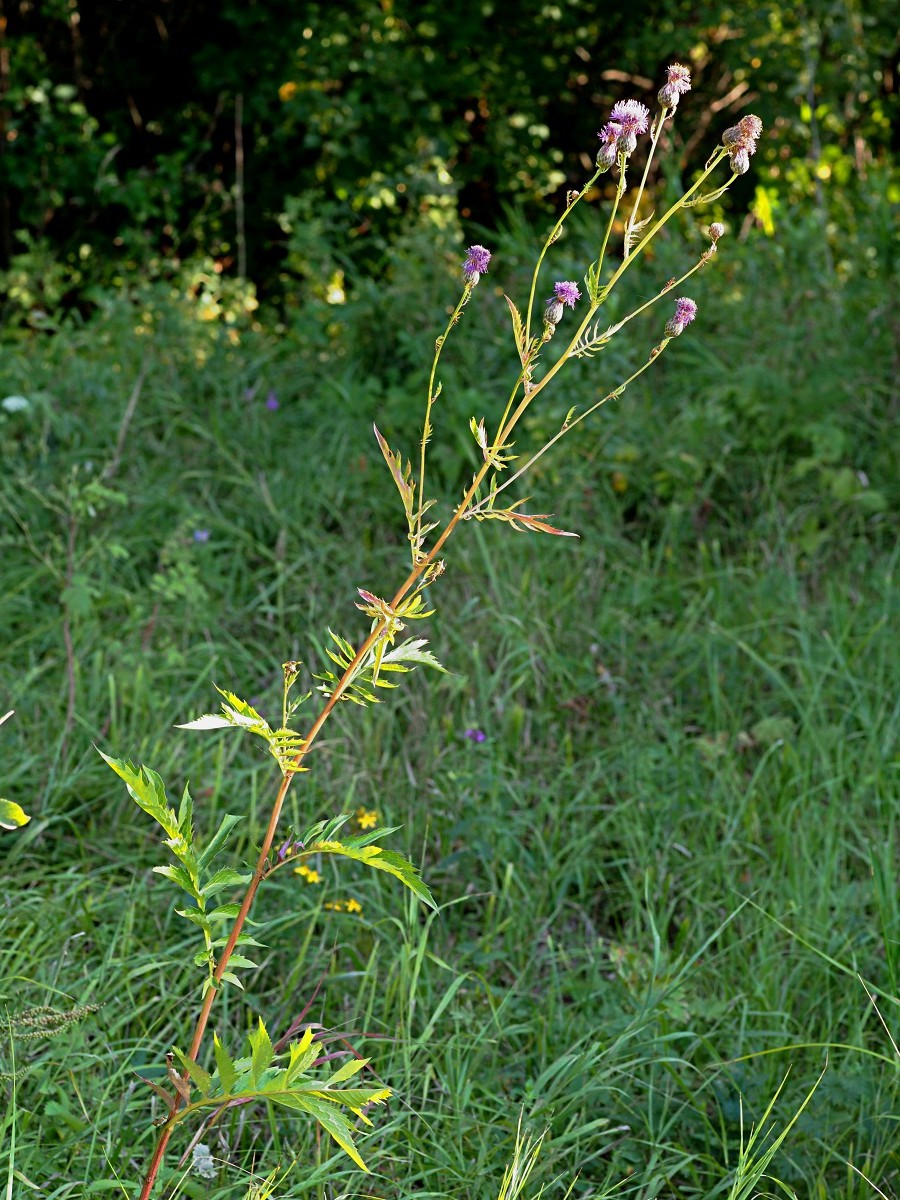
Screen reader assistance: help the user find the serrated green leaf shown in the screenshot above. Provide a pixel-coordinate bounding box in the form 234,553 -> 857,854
249,1018 -> 274,1087
98,751 -> 178,837
193,947 -> 214,967
307,1085 -> 393,1119
379,638 -> 448,674
202,867 -> 250,898
176,907 -> 212,933
323,1056 -> 370,1086
219,970 -> 244,989
0,799 -> 30,830
197,813 -> 243,871
285,1029 -> 319,1084
308,839 -> 436,909
176,713 -> 235,730
213,1032 -> 236,1095
172,1049 -> 212,1096
503,294 -> 527,365
153,863 -> 199,896
269,1091 -> 369,1172
177,783 -> 194,841
223,954 -> 257,971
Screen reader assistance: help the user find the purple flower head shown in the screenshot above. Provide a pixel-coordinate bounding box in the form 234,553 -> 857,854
463,727 -> 486,743
596,123 -> 620,170
193,529 -> 210,543
665,63 -> 692,94
665,297 -> 698,338
738,114 -> 763,141
266,389 -> 279,411
658,64 -> 692,109
553,281 -> 581,309
721,114 -> 763,161
609,99 -> 650,135
463,244 -> 491,284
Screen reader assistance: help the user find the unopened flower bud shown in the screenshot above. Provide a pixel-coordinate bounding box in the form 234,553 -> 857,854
596,124 -> 619,170
722,125 -> 742,150
729,147 -> 750,175
709,222 -> 725,242
658,83 -> 680,108
545,299 -> 565,327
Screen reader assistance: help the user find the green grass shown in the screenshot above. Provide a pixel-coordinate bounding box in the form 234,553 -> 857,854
0,211 -> 897,1199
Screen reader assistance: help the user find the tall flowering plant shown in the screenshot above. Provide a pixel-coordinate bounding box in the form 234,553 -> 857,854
102,64 -> 762,1198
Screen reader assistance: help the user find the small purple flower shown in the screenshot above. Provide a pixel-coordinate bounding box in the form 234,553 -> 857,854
738,114 -> 763,141
193,529 -> 210,543
463,728 -> 486,743
721,114 -> 763,162
609,100 -> 651,135
665,297 -> 698,338
266,389 -> 279,411
553,281 -> 581,308
463,245 -> 491,285
596,123 -> 620,170
658,63 -> 692,108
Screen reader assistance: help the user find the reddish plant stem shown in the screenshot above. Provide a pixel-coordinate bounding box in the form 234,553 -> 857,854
132,176 -> 720,1187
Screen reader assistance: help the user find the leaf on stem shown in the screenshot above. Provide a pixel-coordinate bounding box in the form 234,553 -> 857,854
167,1025 -> 393,1172
373,425 -> 415,522
0,799 -> 30,830
307,837 -> 437,909
466,501 -> 579,538
570,319 -> 623,359
504,294 -> 527,366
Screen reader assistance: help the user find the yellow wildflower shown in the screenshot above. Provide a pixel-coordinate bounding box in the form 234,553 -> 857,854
278,81 -> 298,102
323,898 -> 363,915
356,807 -> 379,830
295,864 -> 321,884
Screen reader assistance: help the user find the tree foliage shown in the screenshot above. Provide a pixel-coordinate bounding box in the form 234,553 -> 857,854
0,0 -> 896,308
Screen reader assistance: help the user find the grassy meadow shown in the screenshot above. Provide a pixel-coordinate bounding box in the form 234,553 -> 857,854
1,203 -> 897,1199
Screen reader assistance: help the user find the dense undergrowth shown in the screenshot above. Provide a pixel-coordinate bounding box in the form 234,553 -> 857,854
1,200 -> 897,1197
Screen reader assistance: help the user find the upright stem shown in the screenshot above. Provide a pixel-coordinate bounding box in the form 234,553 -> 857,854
415,292 -> 470,549
137,146 -> 732,1199
622,109 -> 668,259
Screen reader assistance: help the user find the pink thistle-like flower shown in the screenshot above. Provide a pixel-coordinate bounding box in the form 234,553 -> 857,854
553,281 -> 581,308
658,62 -> 691,108
666,63 -> 692,94
608,99 -> 651,155
609,99 -> 651,136
721,114 -> 763,161
665,297 -> 698,337
596,122 -> 620,170
738,114 -> 763,140
463,244 -> 491,284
